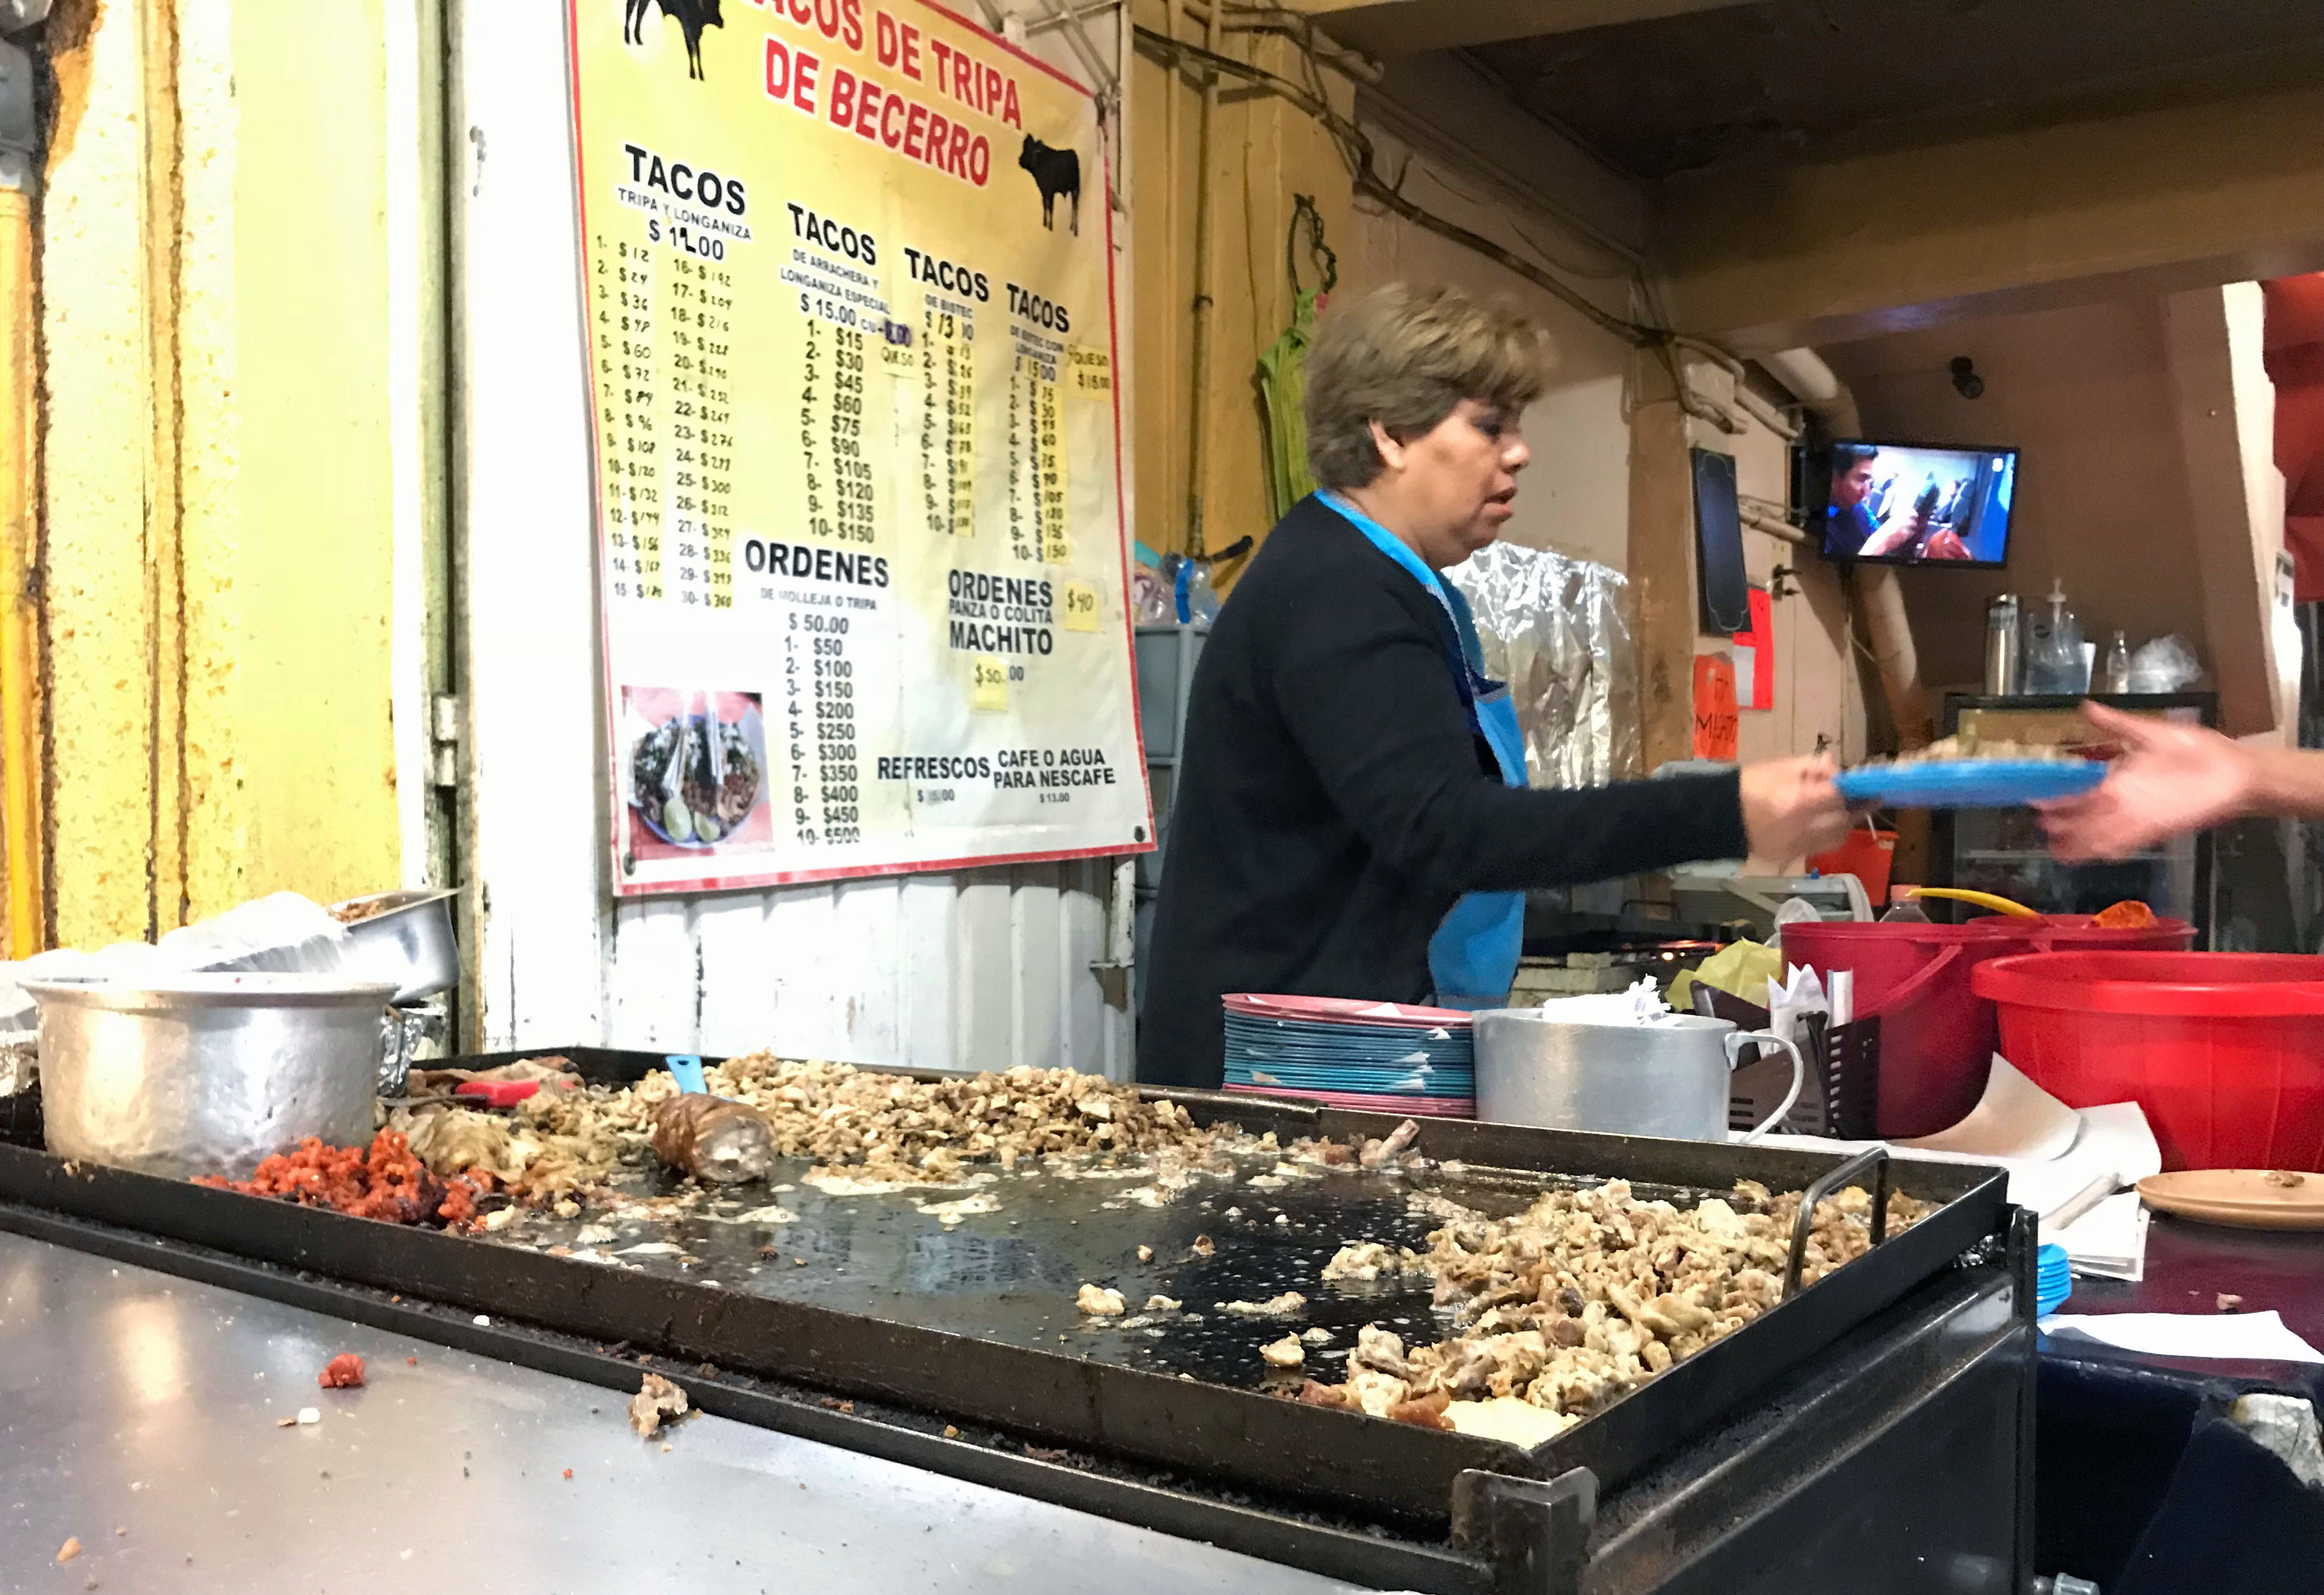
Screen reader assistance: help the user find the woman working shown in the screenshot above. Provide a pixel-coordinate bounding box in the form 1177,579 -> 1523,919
1139,285 -> 1852,1088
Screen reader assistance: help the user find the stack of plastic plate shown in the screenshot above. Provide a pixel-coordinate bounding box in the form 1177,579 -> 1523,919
1220,993 -> 1474,1117
2035,1241 -> 2072,1316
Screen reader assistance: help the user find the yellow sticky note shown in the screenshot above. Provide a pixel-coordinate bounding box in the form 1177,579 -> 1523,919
1061,582 -> 1100,633
1067,344 -> 1112,400
972,655 -> 1008,711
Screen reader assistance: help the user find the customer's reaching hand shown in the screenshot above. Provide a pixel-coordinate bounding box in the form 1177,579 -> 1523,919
2039,703 -> 2324,861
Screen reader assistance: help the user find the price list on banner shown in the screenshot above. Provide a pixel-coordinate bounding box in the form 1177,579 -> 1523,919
571,0 -> 1147,893
918,302 -> 975,539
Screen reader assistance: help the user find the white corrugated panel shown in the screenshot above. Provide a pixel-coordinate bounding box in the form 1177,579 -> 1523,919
452,0 -> 1136,1076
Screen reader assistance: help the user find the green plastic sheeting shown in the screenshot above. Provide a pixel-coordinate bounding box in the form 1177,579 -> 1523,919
1258,287 -> 1321,525
1258,195 -> 1336,527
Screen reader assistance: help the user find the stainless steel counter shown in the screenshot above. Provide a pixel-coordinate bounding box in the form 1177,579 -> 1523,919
0,1232 -> 1361,1593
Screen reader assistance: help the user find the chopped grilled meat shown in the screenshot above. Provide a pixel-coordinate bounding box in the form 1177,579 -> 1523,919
1297,1380 -> 1353,1411
628,1372 -> 688,1437
1216,1291 -> 1306,1319
1321,1241 -> 1430,1283
1387,1390 -> 1453,1430
1076,1284 -> 1126,1316
1358,1119 -> 1421,1170
1261,1335 -> 1305,1369
1278,1178 -> 1931,1435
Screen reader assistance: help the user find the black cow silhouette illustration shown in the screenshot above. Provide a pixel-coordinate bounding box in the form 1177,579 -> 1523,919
626,0 -> 722,81
1018,135 -> 1080,236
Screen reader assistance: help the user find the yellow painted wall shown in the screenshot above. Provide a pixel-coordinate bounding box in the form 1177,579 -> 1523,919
1128,2 -> 1355,566
41,0 -> 155,947
32,0 -> 402,952
199,0 -> 401,915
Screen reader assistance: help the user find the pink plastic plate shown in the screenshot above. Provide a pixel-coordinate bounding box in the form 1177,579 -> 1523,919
1222,993 -> 1473,1029
1222,1083 -> 1475,1117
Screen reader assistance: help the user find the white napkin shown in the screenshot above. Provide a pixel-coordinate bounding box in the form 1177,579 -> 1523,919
1744,1059 -> 2164,1281
1535,978 -> 1683,1027
2049,1191 -> 2150,1281
2039,1311 -> 2324,1365
1764,964 -> 1829,1048
1897,1056 -> 2081,1161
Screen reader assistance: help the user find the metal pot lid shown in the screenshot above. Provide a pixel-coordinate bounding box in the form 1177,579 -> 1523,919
20,973 -> 401,1009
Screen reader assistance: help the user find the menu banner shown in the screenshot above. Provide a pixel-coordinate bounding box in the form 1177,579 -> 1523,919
570,0 -> 1149,894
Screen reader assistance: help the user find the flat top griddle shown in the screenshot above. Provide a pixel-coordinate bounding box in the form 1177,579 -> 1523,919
0,1046 -> 2010,1534
482,1137 -> 1633,1395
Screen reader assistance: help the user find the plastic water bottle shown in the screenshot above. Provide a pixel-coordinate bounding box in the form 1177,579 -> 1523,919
2025,581 -> 2088,694
2101,630 -> 2131,695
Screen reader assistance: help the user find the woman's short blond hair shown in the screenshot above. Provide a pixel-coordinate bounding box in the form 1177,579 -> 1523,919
1302,283 -> 1553,491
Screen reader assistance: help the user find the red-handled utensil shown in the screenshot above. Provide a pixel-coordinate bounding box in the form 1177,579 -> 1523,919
454,1079 -> 540,1108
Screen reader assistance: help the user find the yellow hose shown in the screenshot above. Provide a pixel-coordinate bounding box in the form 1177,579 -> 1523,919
1908,886 -> 2040,918
0,186 -> 40,956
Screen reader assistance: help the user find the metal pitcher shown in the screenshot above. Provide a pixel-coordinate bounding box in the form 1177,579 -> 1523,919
1472,1011 -> 1805,1144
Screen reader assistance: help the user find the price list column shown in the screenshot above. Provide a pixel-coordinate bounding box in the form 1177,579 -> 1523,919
776,609 -> 865,850
1006,354 -> 1037,563
591,236 -> 663,601
668,256 -> 737,610
919,302 -> 974,537
1035,371 -> 1067,564
799,319 -> 877,545
1009,346 -> 1065,565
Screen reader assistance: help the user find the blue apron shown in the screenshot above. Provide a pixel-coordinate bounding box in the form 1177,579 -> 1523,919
1318,493 -> 1529,1007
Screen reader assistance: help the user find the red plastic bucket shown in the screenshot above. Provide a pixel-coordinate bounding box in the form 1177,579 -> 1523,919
2023,915 -> 2197,953
1808,827 -> 1895,905
1973,952 -> 2324,1172
1781,918 -> 2037,1137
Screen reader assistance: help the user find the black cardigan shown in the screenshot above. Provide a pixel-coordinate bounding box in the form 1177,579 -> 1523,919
1137,495 -> 1751,1088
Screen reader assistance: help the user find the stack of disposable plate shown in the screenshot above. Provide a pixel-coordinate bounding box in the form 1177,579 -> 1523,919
2035,1241 -> 2072,1316
1221,993 -> 1474,1118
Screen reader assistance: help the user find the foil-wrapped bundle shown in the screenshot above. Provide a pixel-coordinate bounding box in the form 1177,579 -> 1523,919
1446,542 -> 1639,787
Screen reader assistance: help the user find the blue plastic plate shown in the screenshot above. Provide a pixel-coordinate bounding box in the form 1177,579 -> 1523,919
1835,759 -> 2105,809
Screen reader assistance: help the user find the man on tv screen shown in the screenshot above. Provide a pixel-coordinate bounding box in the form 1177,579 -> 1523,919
1824,443 -> 1983,562
1822,443 -> 1880,557
1861,482 -> 1972,562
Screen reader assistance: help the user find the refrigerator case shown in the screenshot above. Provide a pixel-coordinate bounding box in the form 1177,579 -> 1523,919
1931,693 -> 2214,942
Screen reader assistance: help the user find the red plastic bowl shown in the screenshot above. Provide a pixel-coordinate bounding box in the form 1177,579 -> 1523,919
1972,952 -> 2324,1171
2022,914 -> 2197,953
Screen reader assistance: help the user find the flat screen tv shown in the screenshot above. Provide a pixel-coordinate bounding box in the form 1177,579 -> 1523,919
1808,439 -> 2018,567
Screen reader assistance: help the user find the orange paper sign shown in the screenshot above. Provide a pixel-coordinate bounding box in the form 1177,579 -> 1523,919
1693,654 -> 1738,761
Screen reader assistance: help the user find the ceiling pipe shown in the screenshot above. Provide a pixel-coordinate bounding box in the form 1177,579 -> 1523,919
1759,346 -> 1860,437
1760,346 -> 1934,752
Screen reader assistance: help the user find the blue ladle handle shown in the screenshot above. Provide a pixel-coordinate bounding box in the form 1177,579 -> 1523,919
665,1054 -> 708,1095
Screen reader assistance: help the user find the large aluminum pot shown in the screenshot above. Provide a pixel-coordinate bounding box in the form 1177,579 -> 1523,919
330,887 -> 461,1004
27,973 -> 398,1179
1473,1011 -> 1804,1144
